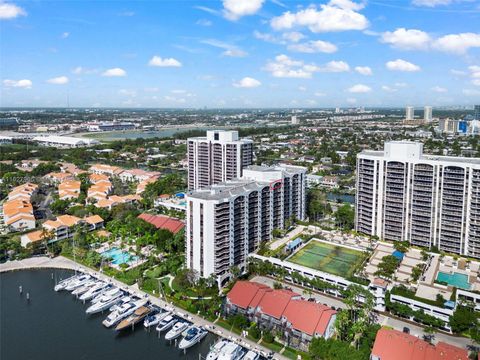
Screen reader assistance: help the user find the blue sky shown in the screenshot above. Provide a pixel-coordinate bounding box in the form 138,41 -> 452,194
1,0 -> 479,108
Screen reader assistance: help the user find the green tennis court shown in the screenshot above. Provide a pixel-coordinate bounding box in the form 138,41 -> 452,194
287,240 -> 366,277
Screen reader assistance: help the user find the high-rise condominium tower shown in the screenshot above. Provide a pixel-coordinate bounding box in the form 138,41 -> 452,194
424,106 -> 432,122
185,165 -> 306,284
405,106 -> 414,121
187,130 -> 253,190
355,141 -> 480,259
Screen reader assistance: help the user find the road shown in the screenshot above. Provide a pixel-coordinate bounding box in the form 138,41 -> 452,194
1,257 -> 288,360
251,276 -> 477,351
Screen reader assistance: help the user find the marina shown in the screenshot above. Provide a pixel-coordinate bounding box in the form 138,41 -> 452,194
0,261 -> 275,360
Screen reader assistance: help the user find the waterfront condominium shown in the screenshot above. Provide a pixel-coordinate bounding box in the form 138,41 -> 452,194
185,165 -> 306,284
355,141 -> 480,259
187,130 -> 254,190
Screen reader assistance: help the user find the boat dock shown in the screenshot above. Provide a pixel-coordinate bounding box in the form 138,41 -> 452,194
0,256 -> 288,360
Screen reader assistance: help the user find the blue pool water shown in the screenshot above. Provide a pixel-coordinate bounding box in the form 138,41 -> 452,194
436,272 -> 471,290
101,248 -> 138,265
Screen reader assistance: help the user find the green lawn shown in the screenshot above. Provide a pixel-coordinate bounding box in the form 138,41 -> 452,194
287,240 -> 366,277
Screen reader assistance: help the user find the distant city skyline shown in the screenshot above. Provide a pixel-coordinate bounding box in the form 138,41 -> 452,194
1,0 -> 480,108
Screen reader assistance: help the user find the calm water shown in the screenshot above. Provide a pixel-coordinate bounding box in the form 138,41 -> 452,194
326,193 -> 355,204
0,269 -> 217,360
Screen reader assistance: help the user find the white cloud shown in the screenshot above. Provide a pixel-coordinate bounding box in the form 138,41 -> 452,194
433,33 -> 480,54
381,85 -> 397,92
164,95 -> 186,104
61,32 -> 70,39
118,89 -> 137,97
282,31 -> 305,42
381,28 -> 431,50
355,66 -> 372,75
3,79 -> 32,88
386,59 -> 420,72
394,82 -> 408,87
470,65 -> 480,86
412,0 -> 454,7
233,77 -> 262,88
288,40 -> 338,53
270,0 -> 368,33
431,86 -> 447,93
222,49 -> 248,57
201,39 -> 248,57
347,84 -> 371,93
314,91 -> 326,96
0,2 -> 26,19
222,0 -> 265,20
101,68 -> 127,77
72,66 -> 98,75
196,19 -> 212,26
263,55 -> 349,78
47,76 -> 69,85
463,89 -> 480,96
148,56 -> 182,67
450,69 -> 467,76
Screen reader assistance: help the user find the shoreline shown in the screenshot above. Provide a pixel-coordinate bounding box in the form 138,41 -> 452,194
0,256 -> 287,360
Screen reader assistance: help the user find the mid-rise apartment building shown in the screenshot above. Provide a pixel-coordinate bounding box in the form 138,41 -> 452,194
185,165 -> 306,284
355,141 -> 480,258
187,130 -> 253,190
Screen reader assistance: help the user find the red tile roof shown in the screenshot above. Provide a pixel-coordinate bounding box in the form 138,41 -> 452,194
256,288 -> 300,319
282,300 -> 334,336
372,328 -> 469,360
227,281 -> 272,309
137,213 -> 185,234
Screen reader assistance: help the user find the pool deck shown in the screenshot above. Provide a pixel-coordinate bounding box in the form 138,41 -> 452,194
0,256 -> 288,360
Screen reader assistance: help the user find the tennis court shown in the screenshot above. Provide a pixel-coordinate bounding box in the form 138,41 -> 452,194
287,240 -> 366,277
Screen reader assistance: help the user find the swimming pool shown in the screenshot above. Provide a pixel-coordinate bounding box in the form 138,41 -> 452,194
101,248 -> 139,265
436,271 -> 471,290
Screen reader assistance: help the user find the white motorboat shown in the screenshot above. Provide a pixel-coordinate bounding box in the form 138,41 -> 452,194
54,274 -> 80,291
86,290 -> 123,314
143,309 -> 169,328
109,296 -> 133,312
165,321 -> 190,341
91,287 -> 121,304
206,339 -> 229,360
71,279 -> 97,296
156,315 -> 176,332
242,350 -> 260,360
65,275 -> 91,291
79,282 -> 109,301
217,342 -> 244,360
102,299 -> 148,328
178,326 -> 208,350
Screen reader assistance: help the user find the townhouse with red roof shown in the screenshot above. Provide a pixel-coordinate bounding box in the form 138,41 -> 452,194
225,281 -> 337,350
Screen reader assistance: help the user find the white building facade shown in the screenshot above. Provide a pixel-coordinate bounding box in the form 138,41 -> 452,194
185,165 -> 306,284
355,141 -> 480,258
187,130 -> 254,190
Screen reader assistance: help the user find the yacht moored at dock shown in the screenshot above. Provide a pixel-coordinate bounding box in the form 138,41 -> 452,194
102,299 -> 148,328
178,326 -> 207,350
79,282 -> 109,301
86,290 -> 123,314
54,274 -> 80,291
143,308 -> 169,328
90,287 -> 121,304
65,275 -> 91,291
206,339 -> 229,360
155,315 -> 176,332
115,306 -> 151,331
217,342 -> 245,360
242,350 -> 260,360
71,279 -> 96,296
165,321 -> 190,341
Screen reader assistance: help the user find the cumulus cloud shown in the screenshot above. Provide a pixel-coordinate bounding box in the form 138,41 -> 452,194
3,79 -> 32,88
148,56 -> 182,67
381,85 -> 397,92
222,0 -> 264,20
270,0 -> 368,33
0,2 -> 26,19
287,40 -> 338,53
355,66 -> 372,75
263,55 -> 349,78
347,84 -> 371,93
61,32 -> 70,39
470,65 -> 480,86
72,66 -> 98,75
233,77 -> 262,88
386,59 -> 420,72
381,28 -> 431,50
431,86 -> 447,93
283,31 -> 305,42
432,33 -> 480,54
47,76 -> 69,85
101,68 -> 127,77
